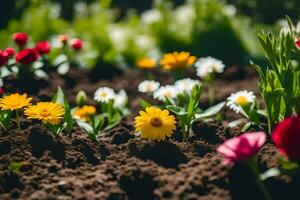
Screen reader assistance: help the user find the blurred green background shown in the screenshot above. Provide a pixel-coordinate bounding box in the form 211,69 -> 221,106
0,0 -> 298,69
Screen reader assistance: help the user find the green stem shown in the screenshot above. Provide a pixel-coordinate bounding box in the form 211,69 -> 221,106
15,110 -> 21,130
206,73 -> 216,106
208,82 -> 215,106
247,159 -> 271,200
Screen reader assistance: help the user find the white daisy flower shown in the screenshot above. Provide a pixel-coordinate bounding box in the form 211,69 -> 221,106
114,90 -> 128,108
226,90 -> 256,113
138,80 -> 160,93
195,57 -> 225,78
94,87 -> 115,103
153,85 -> 178,101
141,9 -> 162,24
175,78 -> 200,94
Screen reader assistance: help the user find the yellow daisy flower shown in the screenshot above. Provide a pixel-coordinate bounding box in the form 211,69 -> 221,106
25,102 -> 65,125
134,107 -> 176,141
74,105 -> 96,122
0,93 -> 32,111
137,58 -> 156,69
160,51 -> 196,70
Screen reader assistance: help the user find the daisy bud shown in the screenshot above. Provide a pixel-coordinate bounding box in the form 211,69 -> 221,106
12,32 -> 29,47
71,38 -> 84,51
76,90 -> 87,107
35,41 -> 51,55
272,115 -> 300,160
16,48 -> 39,64
217,132 -> 266,165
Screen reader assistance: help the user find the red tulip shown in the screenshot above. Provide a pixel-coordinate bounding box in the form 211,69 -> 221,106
4,47 -> 16,57
12,32 -> 29,46
0,51 -> 9,66
217,132 -> 266,164
35,41 -> 51,54
16,48 -> 39,64
272,115 -> 300,160
71,38 -> 83,51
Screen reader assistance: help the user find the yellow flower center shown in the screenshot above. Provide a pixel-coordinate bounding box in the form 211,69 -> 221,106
235,96 -> 248,106
164,91 -> 172,98
100,92 -> 108,98
40,108 -> 50,117
150,117 -> 163,127
145,84 -> 153,92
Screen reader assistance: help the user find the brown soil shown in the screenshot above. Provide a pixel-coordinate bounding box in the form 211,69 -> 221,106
1,66 -> 299,199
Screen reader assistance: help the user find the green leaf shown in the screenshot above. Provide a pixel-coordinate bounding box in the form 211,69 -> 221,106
0,110 -> 12,131
53,86 -> 74,133
260,168 -> 281,180
166,105 -> 187,116
241,122 -> 252,132
8,161 -> 24,174
194,102 -> 225,120
77,120 -> 93,135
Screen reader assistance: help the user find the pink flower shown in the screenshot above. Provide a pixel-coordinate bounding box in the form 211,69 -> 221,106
4,47 -> 16,57
35,41 -> 51,54
217,132 -> 266,164
12,32 -> 29,46
0,50 -> 9,66
16,48 -> 39,64
295,37 -> 300,48
71,38 -> 83,51
272,115 -> 300,160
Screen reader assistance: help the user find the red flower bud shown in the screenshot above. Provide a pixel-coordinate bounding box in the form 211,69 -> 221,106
35,41 -> 51,54
272,115 -> 300,160
4,47 -> 16,57
217,132 -> 266,164
71,38 -> 84,51
12,32 -> 29,46
16,48 -> 39,64
0,51 -> 9,66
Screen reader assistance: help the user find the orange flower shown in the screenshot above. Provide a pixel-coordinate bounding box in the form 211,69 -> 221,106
137,58 -> 156,69
160,51 -> 196,70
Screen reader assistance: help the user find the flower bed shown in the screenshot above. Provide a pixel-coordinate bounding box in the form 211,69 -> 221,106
0,13 -> 300,199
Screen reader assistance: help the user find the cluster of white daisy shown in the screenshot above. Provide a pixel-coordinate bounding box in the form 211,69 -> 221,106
138,78 -> 201,101
195,57 -> 225,79
226,90 -> 256,113
94,86 -> 128,108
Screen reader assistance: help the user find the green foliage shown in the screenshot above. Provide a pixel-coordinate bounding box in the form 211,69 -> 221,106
252,17 -> 300,133
166,84 -> 224,141
52,86 -> 73,134
0,110 -> 12,131
8,161 -> 24,174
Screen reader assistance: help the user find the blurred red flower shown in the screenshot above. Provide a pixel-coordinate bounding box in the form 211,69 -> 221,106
71,38 -> 84,51
0,50 -> 9,66
295,37 -> 300,48
35,41 -> 51,54
4,47 -> 16,57
16,48 -> 39,64
12,32 -> 29,46
272,115 -> 300,160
